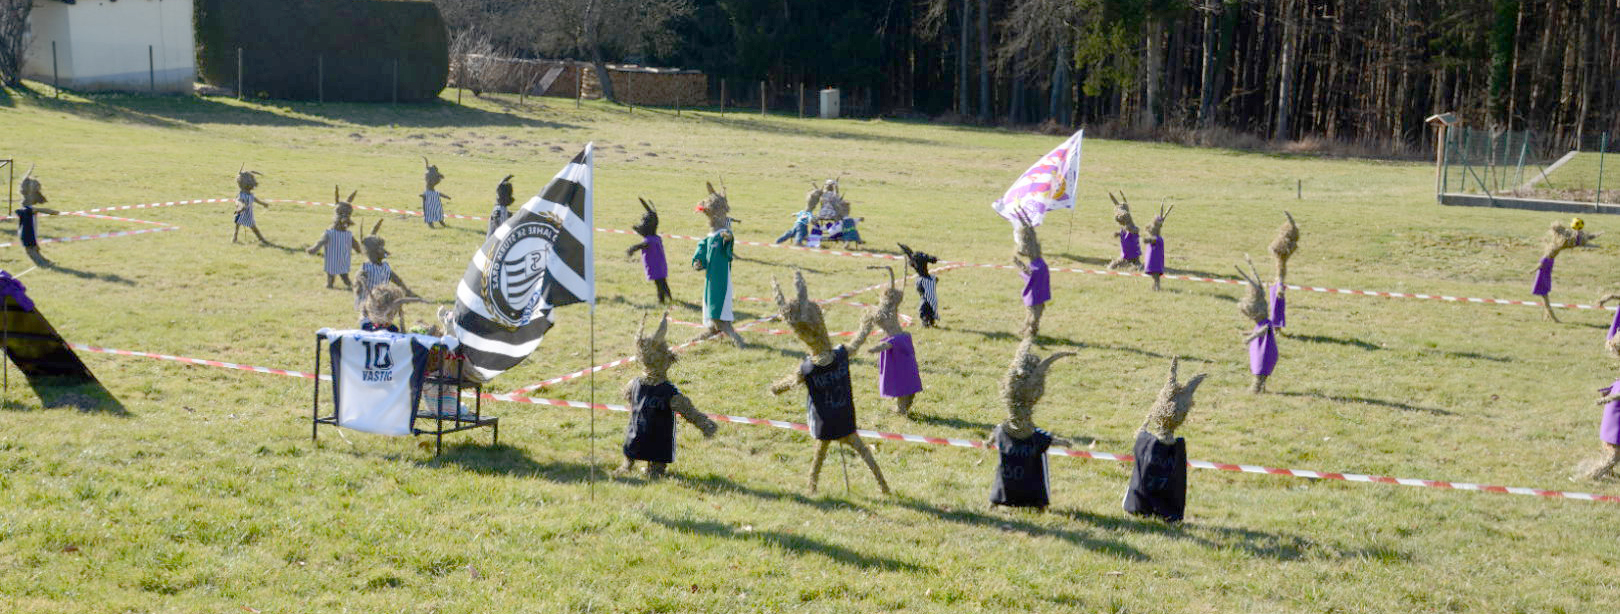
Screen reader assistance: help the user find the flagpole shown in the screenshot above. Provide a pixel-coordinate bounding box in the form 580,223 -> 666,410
588,304 -> 596,501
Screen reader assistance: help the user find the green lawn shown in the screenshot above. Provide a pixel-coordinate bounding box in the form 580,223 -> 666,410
1542,151 -> 1617,199
3,83 -> 1619,612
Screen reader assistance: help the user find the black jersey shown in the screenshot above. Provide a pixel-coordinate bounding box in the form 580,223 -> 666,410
989,424 -> 1054,508
623,378 -> 680,463
1123,430 -> 1188,522
17,206 -> 38,248
801,346 -> 857,440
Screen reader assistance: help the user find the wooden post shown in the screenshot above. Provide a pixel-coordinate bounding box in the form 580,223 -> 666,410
576,65 -> 582,109
148,45 -> 155,93
798,82 -> 804,118
1433,124 -> 1447,202
1599,132 -> 1610,206
52,41 -> 59,98
720,80 -> 726,116
760,80 -> 766,116
236,47 -> 243,100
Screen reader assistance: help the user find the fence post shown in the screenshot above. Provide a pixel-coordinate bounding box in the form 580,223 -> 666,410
576,65 -> 581,109
237,47 -> 243,100
760,80 -> 765,116
798,82 -> 804,118
391,59 -> 399,105
720,80 -> 726,116
148,45 -> 155,93
1599,131 -> 1609,207
51,41 -> 59,98
317,55 -> 324,103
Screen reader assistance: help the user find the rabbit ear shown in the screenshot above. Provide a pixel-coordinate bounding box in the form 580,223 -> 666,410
422,156 -> 431,169
20,164 -> 33,183
347,190 -> 358,204
706,181 -> 716,195
239,163 -> 245,174
867,265 -> 894,288
771,276 -> 788,313
334,185 -> 341,203
372,218 -> 385,236
1283,210 -> 1295,227
654,309 -> 670,343
639,198 -> 654,213
794,269 -> 810,306
1036,350 -> 1075,376
250,171 -> 263,176
635,311 -> 647,341
500,174 -> 514,185
1167,356 -> 1180,386
1107,191 -> 1121,207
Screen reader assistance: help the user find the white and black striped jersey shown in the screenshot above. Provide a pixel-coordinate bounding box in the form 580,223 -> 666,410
322,229 -> 353,274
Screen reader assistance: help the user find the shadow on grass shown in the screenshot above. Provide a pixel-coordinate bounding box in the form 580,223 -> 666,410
291,99 -> 582,129
1059,509 -> 1407,563
1037,335 -> 1218,364
1428,349 -> 1512,363
35,258 -> 137,285
673,472 -> 874,513
911,412 -> 997,432
1274,390 -> 1453,416
0,381 -> 129,416
646,512 -> 932,572
892,497 -> 1148,561
679,111 -> 941,147
417,445 -> 605,482
1289,333 -> 1382,352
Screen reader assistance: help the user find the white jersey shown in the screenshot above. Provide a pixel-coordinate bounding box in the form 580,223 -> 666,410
422,190 -> 445,224
323,329 -> 454,436
322,229 -> 353,274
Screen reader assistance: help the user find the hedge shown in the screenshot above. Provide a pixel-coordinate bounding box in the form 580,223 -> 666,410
195,0 -> 448,102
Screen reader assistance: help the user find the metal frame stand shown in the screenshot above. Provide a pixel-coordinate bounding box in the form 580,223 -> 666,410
311,333 -> 498,454
2,159 -> 12,215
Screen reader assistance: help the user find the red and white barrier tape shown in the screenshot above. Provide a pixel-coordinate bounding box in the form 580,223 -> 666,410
67,340 -> 1620,505
0,226 -> 178,249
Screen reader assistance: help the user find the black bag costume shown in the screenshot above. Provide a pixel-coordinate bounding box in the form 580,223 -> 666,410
1123,430 -> 1188,522
801,346 -> 857,440
623,378 -> 679,463
989,424 -> 1054,508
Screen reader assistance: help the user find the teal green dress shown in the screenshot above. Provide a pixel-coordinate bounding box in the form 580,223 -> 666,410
692,229 -> 735,323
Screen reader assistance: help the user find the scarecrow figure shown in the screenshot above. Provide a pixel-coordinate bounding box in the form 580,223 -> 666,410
987,336 -> 1075,510
811,179 -> 862,248
15,166 -> 61,264
1579,334 -> 1620,480
1268,211 -> 1300,330
1123,358 -> 1207,523
774,183 -> 819,246
409,307 -> 477,417
625,198 -> 672,304
420,157 -> 451,228
488,175 -> 515,236
768,271 -> 891,495
1106,191 -> 1142,270
618,310 -> 719,477
1531,218 -> 1599,323
1143,202 -> 1173,291
232,165 -> 271,245
899,243 -> 941,328
1235,256 -> 1277,393
851,267 -> 923,416
1597,291 -> 1620,340
358,284 -> 424,333
306,187 -> 363,289
1011,212 -> 1050,337
355,219 -> 416,319
691,182 -> 746,348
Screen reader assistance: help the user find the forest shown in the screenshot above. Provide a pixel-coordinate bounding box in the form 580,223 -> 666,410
436,0 -> 1619,153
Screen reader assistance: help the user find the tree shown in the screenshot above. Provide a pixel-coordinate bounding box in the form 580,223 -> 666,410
0,0 -> 32,88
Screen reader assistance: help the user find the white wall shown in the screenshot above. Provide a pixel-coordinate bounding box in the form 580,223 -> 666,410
22,0 -> 196,93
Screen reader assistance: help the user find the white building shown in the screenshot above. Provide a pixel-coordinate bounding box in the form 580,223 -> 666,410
22,0 -> 195,93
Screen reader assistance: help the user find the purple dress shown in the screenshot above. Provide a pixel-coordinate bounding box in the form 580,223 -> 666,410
1022,258 -> 1051,306
640,234 -> 667,281
1119,231 -> 1141,260
1269,283 -> 1287,329
1532,257 -> 1554,297
877,333 -> 923,398
1145,237 -> 1165,275
1608,308 -> 1620,340
1603,380 -> 1620,446
1249,321 -> 1278,376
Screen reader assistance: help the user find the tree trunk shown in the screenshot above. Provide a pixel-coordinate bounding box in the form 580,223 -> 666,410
583,0 -> 616,103
977,0 -> 991,121
1197,0 -> 1220,127
1274,0 -> 1298,140
1140,16 -> 1163,129
1490,0 -> 1518,126
959,0 -> 970,116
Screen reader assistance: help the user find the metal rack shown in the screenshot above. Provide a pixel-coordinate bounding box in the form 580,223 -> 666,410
311,332 -> 498,454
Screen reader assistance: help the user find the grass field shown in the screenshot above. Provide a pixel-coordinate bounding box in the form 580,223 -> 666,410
4,83 -> 1620,613
1540,151 -> 1616,201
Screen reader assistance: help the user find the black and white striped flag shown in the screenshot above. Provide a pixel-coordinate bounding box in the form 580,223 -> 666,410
451,144 -> 594,382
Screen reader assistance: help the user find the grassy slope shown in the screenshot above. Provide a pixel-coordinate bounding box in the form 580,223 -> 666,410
1,85 -> 1617,613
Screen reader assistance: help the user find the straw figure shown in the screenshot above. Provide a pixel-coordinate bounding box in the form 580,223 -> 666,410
355,219 -> 417,317
1123,358 -> 1208,522
625,198 -> 672,304
1235,256 -> 1277,393
811,179 -> 863,248
358,284 -> 425,332
618,310 -> 719,477
1012,212 -> 1050,337
691,182 -> 746,348
768,271 -> 891,495
987,336 -> 1075,510
488,175 -> 516,236
420,157 -> 451,228
409,307 -> 476,417
306,187 -> 363,289
1598,291 -> 1620,340
1143,202 -> 1174,291
15,166 -> 61,265
1106,191 -> 1142,270
231,165 -> 271,245
851,267 -> 923,416
1531,218 -> 1600,323
1267,212 -> 1300,330
898,243 -> 941,328
774,183 -> 819,246
1578,334 -> 1620,481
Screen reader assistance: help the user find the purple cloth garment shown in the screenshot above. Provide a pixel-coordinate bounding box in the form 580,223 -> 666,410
1249,321 -> 1278,376
1603,380 -> 1620,446
1119,231 -> 1141,260
0,271 -> 35,312
1532,257 -> 1554,297
877,333 -> 923,398
1269,283 -> 1287,329
1022,258 -> 1051,306
640,234 -> 667,281
1145,237 -> 1165,275
1608,308 -> 1620,340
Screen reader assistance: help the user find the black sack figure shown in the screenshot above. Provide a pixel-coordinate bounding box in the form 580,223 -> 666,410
1123,358 -> 1206,522
898,243 -> 941,327
987,335 -> 1074,510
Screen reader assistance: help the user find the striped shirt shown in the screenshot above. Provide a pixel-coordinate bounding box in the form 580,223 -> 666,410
487,205 -> 511,236
322,229 -> 353,274
422,190 -> 445,224
358,261 -> 393,300
234,192 -> 257,227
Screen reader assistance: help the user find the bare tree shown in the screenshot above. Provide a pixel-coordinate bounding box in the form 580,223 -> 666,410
0,0 -> 33,87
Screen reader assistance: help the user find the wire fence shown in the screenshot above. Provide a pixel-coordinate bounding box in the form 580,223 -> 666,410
1443,126 -> 1613,205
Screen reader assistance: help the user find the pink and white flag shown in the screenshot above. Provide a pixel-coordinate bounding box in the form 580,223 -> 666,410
990,130 -> 1083,226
